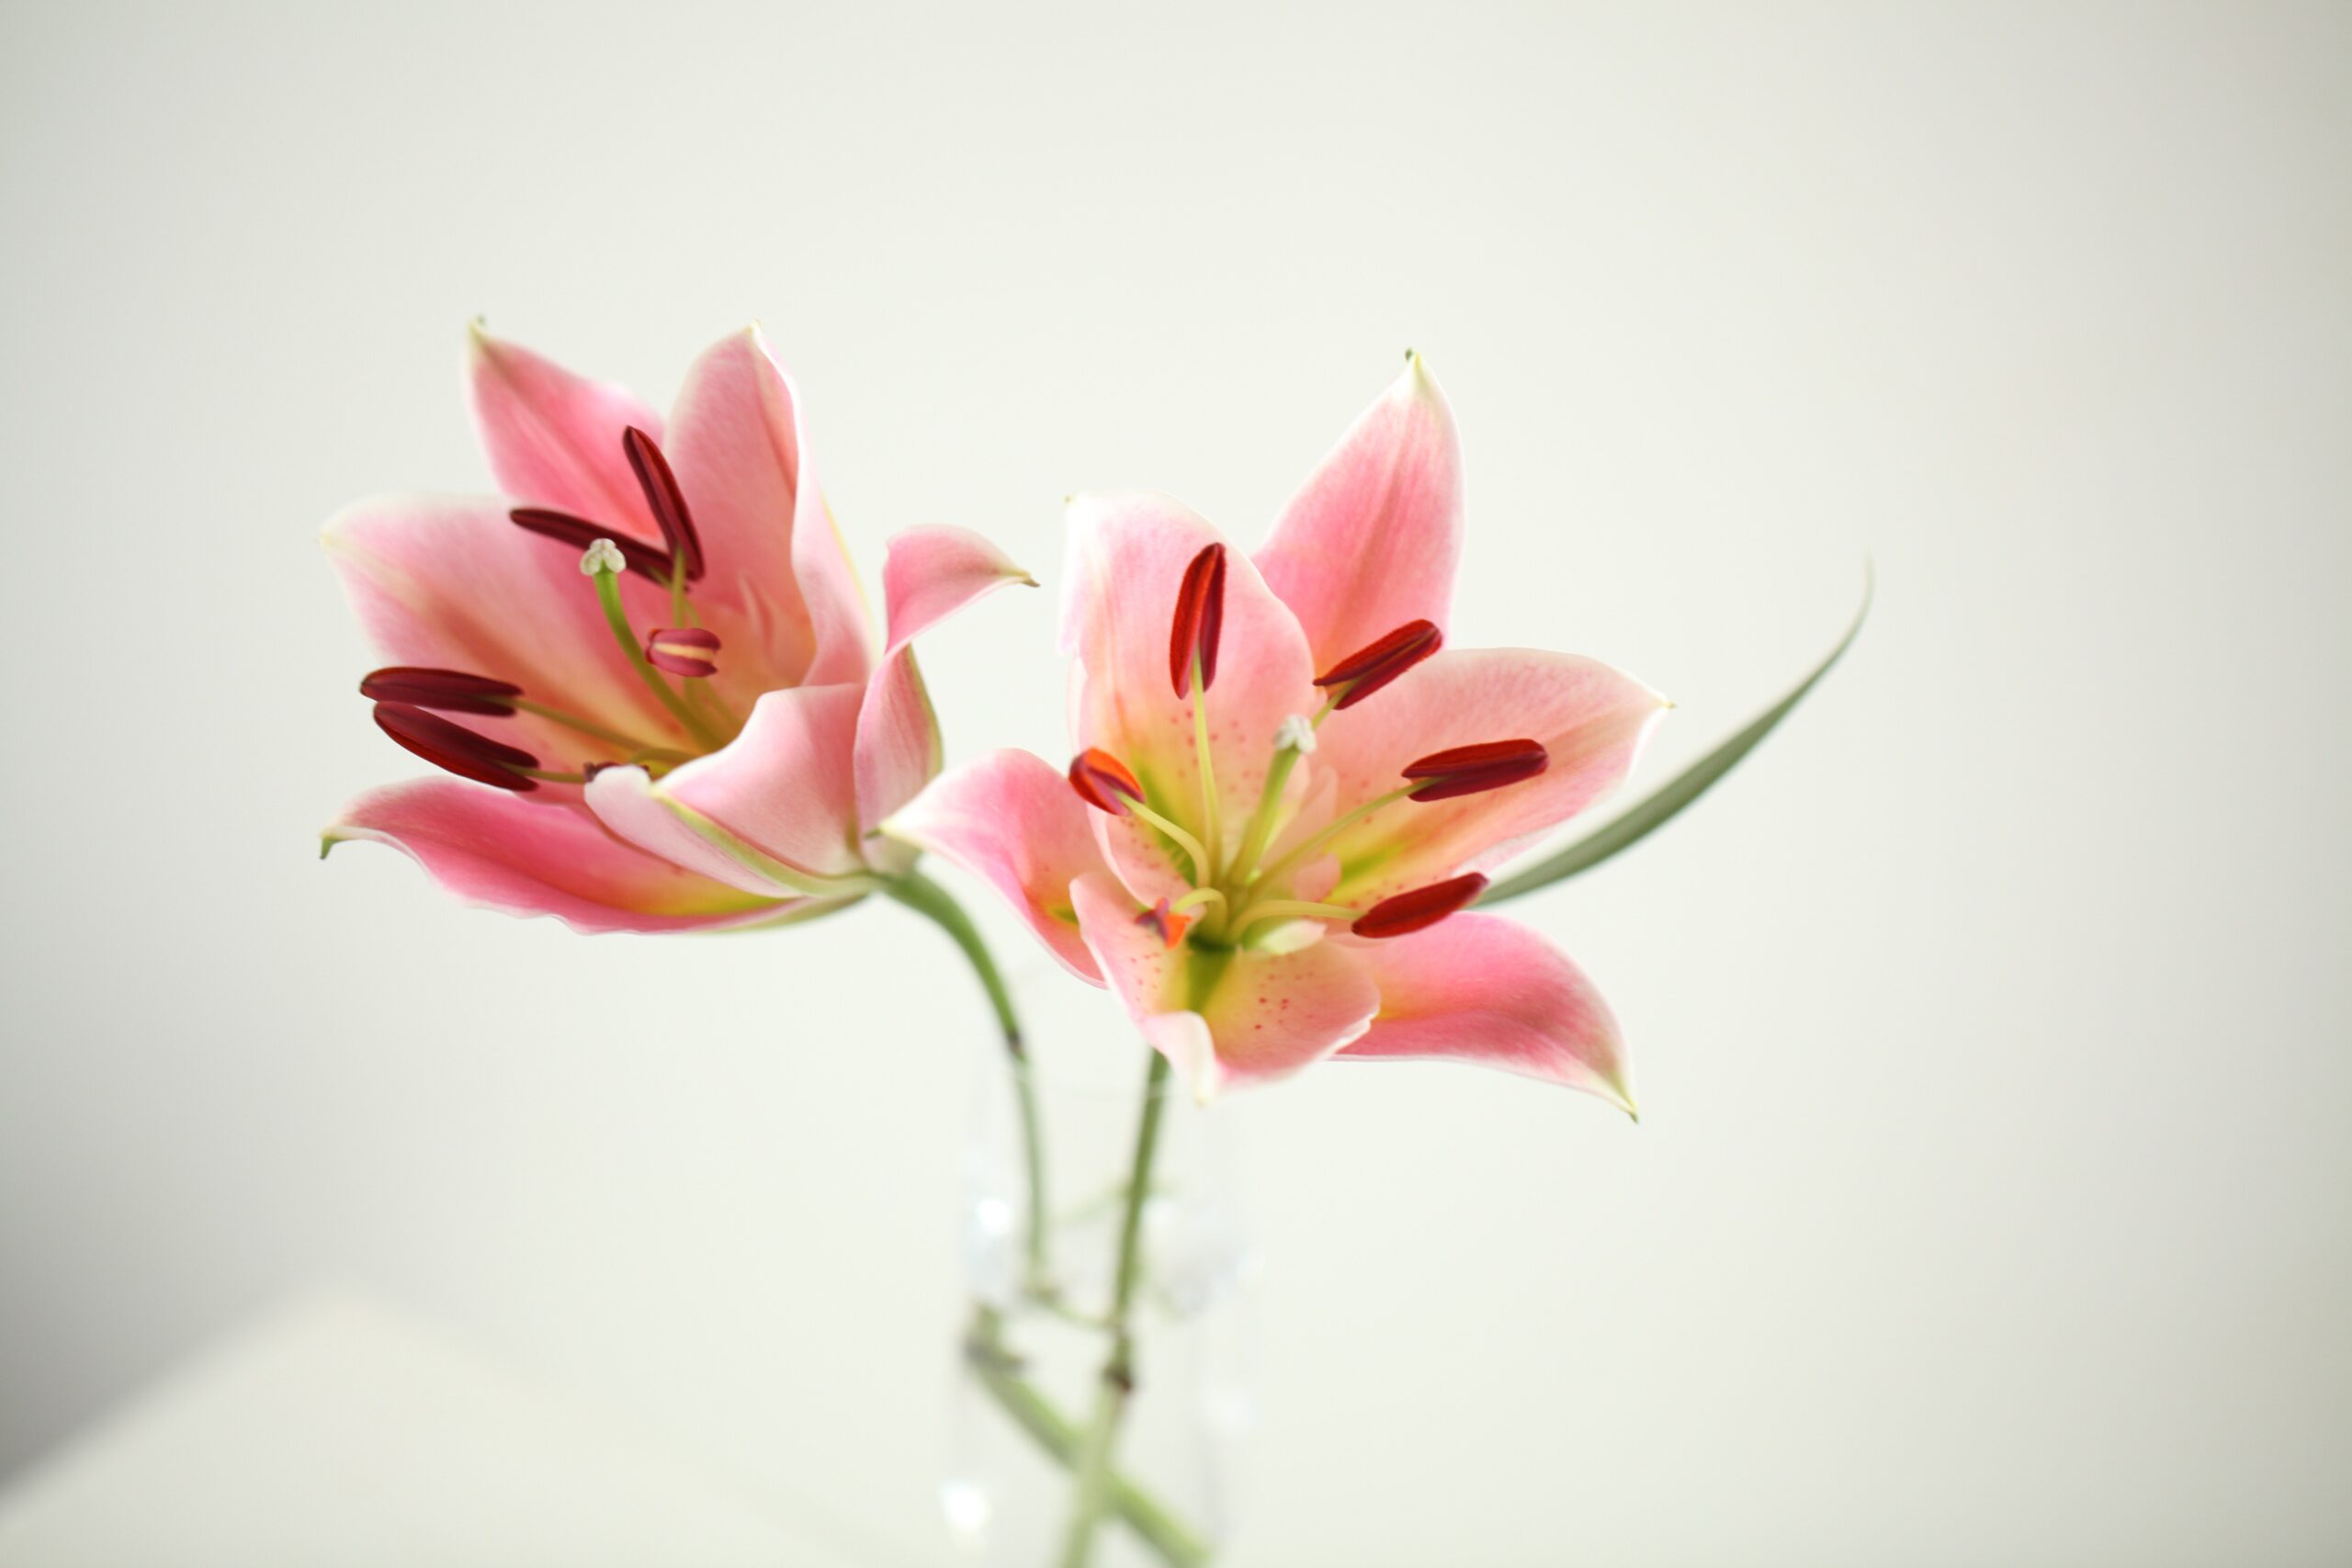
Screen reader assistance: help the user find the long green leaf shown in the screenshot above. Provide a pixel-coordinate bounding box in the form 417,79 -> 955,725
1477,567 -> 1872,906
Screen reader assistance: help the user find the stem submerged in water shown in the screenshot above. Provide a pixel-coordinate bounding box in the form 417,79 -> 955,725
1057,1049 -> 1174,1567
883,869 -> 1051,1293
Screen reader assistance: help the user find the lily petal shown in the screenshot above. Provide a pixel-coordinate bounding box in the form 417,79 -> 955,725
1071,874 -> 1379,1101
324,492 -> 691,761
1253,354 -> 1464,671
881,525 -> 1035,657
466,324 -> 664,537
644,683 -> 873,885
1340,914 -> 1634,1115
1314,648 -> 1669,904
1060,493 -> 1319,867
323,780 -> 783,933
851,525 -> 1035,831
853,647 -> 941,835
885,750 -> 1110,981
584,765 -> 844,899
663,326 -> 872,691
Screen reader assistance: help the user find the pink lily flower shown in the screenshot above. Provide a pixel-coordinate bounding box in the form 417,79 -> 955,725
323,324 -> 1032,932
888,355 -> 1668,1107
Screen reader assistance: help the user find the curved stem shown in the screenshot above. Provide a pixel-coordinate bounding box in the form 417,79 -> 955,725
883,869 -> 1051,1293
1057,1050 -> 1173,1567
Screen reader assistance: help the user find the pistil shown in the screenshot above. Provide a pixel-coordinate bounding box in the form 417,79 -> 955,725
582,541 -> 725,750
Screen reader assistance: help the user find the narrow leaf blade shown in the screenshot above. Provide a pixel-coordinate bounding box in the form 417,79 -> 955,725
1477,567 -> 1871,906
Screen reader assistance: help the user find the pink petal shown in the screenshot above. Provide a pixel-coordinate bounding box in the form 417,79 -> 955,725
583,765 -> 840,899
852,647 -> 941,834
323,779 -> 786,933
1341,914 -> 1633,1114
1311,648 -> 1669,905
881,525 -> 1035,657
1071,874 -> 1379,1101
645,683 -> 872,885
466,324 -> 665,538
1059,493 -> 1320,870
323,492 -> 696,764
850,525 -> 1035,831
884,750 -> 1110,981
662,327 -> 873,691
1253,355 -> 1464,673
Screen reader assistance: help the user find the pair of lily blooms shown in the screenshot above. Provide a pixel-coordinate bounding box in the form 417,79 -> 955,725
325,324 -> 1671,1110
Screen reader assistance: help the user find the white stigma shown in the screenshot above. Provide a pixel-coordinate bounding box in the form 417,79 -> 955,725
1275,714 -> 1317,755
580,537 -> 628,576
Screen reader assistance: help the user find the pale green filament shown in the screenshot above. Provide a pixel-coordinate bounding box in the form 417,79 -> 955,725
508,698 -> 690,761
1225,897 -> 1362,942
1248,783 -> 1416,890
589,562 -> 724,750
1190,650 -> 1222,881
1168,886 -> 1227,918
1122,796 -> 1214,887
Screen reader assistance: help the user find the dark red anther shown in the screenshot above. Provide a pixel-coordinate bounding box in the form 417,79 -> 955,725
510,508 -> 676,581
1068,749 -> 1144,816
1314,619 -> 1442,709
371,703 -> 540,792
1135,897 -> 1193,952
644,626 -> 720,679
1351,873 -> 1488,938
1402,739 -> 1549,802
621,426 -> 706,581
1168,542 -> 1227,697
358,666 -> 521,716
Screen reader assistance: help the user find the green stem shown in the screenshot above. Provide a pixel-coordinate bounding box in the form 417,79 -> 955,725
883,870 -> 1051,1294
965,1310 -> 1211,1567
1057,1050 -> 1173,1567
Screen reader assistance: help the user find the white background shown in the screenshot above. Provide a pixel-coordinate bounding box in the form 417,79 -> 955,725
3,2 -> 2346,1562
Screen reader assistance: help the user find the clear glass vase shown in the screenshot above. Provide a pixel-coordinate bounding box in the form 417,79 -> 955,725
944,1048 -> 1252,1567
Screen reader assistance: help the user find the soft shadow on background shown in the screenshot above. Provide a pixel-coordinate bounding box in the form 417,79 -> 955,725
2,2 -> 2346,1562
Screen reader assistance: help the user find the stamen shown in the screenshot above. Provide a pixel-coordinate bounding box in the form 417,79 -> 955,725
1067,749 -> 1214,884
372,702 -> 539,792
1314,619 -> 1442,709
1068,749 -> 1145,816
621,427 -> 706,581
1168,543 -> 1227,697
1351,873 -> 1488,938
645,626 -> 720,679
1134,897 -> 1193,951
1403,739 -> 1549,801
358,666 -> 520,716
510,508 -> 675,581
